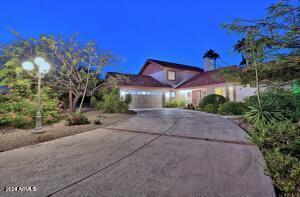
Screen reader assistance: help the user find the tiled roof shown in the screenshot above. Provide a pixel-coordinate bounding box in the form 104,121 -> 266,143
106,72 -> 172,88
177,66 -> 238,89
139,59 -> 203,74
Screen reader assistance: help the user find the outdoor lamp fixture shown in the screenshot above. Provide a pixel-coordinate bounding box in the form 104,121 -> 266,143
22,57 -> 51,134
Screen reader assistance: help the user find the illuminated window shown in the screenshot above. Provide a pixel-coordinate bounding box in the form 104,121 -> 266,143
120,90 -> 126,97
215,88 -> 225,96
171,92 -> 176,98
167,71 -> 176,81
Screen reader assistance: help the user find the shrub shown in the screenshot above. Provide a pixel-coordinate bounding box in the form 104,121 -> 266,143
252,121 -> 299,157
265,150 -> 300,195
251,121 -> 300,195
204,104 -> 218,114
165,99 -> 185,108
218,102 -> 246,115
65,113 -> 90,126
245,88 -> 299,122
196,103 -> 206,111
13,115 -> 33,128
245,104 -> 285,127
124,94 -> 132,105
93,119 -> 102,125
200,94 -> 226,107
0,86 -> 61,128
93,115 -> 102,125
96,89 -> 129,113
90,96 -> 97,108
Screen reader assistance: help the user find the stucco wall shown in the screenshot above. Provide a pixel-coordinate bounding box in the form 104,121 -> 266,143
235,85 -> 256,101
145,63 -> 199,87
175,90 -> 192,105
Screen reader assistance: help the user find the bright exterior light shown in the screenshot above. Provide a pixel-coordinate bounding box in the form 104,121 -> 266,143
34,57 -> 46,66
40,62 -> 51,74
22,61 -> 34,71
22,57 -> 51,134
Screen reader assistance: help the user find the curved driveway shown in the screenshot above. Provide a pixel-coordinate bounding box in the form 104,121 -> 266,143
0,109 -> 275,197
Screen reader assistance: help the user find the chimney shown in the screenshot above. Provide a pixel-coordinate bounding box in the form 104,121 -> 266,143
204,57 -> 216,71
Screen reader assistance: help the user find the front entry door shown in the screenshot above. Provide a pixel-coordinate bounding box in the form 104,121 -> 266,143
192,90 -> 202,106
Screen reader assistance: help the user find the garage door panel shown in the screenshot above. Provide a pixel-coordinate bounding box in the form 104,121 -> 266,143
130,95 -> 163,108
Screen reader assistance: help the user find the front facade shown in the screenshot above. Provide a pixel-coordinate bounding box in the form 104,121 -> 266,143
106,59 -> 256,108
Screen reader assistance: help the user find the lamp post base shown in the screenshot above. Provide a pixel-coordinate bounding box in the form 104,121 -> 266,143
32,112 -> 45,134
32,128 -> 45,134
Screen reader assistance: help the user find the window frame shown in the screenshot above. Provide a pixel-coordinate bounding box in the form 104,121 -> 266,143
167,70 -> 176,81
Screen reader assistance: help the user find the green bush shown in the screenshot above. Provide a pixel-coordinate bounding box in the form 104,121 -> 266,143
245,104 -> 285,127
93,119 -> 102,125
252,121 -> 299,157
96,89 -> 129,113
266,151 -> 300,195
204,104 -> 218,114
12,115 -> 33,128
197,103 -> 206,111
93,115 -> 102,125
0,91 -> 61,128
251,121 -> 300,195
65,113 -> 90,126
165,99 -> 185,108
200,94 -> 226,107
90,96 -> 97,108
245,88 -> 299,122
218,102 -> 246,115
124,94 -> 132,105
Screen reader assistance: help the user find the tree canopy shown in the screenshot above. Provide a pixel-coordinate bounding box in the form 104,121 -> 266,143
203,49 -> 220,60
221,0 -> 299,85
0,34 -> 119,112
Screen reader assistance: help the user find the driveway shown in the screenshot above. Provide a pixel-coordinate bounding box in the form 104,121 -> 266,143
0,109 -> 275,197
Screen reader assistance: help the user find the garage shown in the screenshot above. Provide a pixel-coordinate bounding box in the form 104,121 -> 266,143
121,90 -> 165,109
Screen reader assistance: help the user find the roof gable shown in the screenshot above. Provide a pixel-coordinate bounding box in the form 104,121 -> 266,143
139,59 -> 203,75
177,66 -> 238,88
106,72 -> 172,88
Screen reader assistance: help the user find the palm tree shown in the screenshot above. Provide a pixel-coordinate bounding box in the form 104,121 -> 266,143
203,49 -> 220,60
234,39 -> 247,66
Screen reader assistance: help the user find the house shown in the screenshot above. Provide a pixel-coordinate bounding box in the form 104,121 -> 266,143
106,58 -> 256,108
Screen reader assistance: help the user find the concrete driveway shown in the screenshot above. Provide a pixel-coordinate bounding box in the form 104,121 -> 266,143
0,109 -> 275,197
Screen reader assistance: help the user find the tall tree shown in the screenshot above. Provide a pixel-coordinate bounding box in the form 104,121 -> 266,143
39,34 -> 118,113
203,49 -> 220,60
221,0 -> 300,107
1,34 -> 118,113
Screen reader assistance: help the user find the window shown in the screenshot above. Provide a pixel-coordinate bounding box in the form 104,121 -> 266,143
167,71 -> 176,81
215,88 -> 225,97
170,91 -> 176,98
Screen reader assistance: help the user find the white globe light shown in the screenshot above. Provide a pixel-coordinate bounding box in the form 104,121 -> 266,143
40,62 -> 51,74
34,57 -> 46,66
22,61 -> 34,71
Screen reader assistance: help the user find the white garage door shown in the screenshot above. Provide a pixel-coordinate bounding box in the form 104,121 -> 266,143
120,89 -> 165,109
130,94 -> 164,108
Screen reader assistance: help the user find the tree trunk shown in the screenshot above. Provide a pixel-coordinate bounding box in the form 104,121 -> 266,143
72,94 -> 81,113
78,63 -> 91,113
69,90 -> 73,112
254,62 -> 262,109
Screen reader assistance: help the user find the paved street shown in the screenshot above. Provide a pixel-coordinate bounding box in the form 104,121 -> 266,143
0,109 -> 275,197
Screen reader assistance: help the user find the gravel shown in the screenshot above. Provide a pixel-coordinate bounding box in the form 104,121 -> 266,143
0,111 -> 135,152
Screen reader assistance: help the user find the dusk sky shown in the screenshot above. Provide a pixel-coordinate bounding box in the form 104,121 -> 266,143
0,0 -> 276,75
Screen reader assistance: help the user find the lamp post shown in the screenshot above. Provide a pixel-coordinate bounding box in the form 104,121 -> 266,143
22,57 -> 51,134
